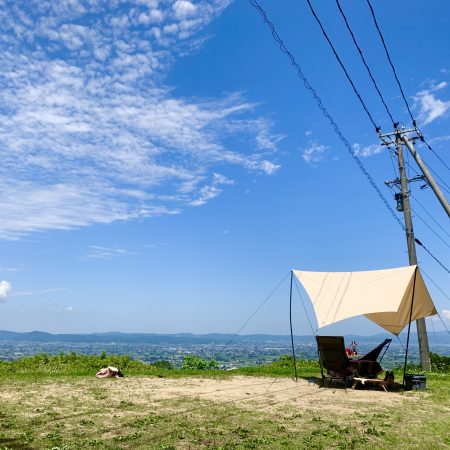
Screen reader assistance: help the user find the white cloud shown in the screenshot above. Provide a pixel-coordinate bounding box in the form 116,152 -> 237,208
87,245 -> 137,260
443,310 -> 450,320
12,287 -> 67,298
0,267 -> 19,272
0,1 -> 280,240
190,173 -> 234,206
428,134 -> 450,145
173,1 -> 197,19
0,281 -> 12,301
48,302 -> 75,313
302,142 -> 328,164
414,81 -> 450,125
260,160 -> 280,175
352,143 -> 384,158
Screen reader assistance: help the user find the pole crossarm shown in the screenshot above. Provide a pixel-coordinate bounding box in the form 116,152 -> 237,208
379,128 -> 450,219
385,175 -> 425,187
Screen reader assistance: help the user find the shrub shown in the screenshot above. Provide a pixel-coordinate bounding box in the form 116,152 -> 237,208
181,355 -> 218,370
430,353 -> 450,372
151,360 -> 174,370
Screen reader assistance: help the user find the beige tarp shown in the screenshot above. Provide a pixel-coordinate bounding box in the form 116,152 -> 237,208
293,265 -> 436,335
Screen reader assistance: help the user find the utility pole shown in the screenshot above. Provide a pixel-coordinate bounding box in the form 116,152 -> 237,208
381,126 -> 441,371
394,129 -> 431,370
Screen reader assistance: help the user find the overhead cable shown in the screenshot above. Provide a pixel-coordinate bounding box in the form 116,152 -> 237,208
249,0 -> 448,277
305,0 -> 380,132
414,238 -> 450,274
412,208 -> 450,249
335,0 -> 395,125
249,0 -> 402,230
428,165 -> 450,194
365,0 -> 415,125
421,139 -> 450,173
421,269 -> 450,302
411,193 -> 450,239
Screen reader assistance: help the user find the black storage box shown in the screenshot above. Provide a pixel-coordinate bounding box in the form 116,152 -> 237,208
404,374 -> 426,391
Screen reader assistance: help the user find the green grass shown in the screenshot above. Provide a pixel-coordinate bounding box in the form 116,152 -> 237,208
0,352 -> 322,380
0,353 -> 449,449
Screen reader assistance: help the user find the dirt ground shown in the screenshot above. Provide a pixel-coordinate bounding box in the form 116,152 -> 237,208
108,376 -> 414,413
1,376 -> 414,418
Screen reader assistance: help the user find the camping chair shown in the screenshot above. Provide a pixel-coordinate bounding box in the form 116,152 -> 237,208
349,338 -> 392,378
316,336 -> 353,388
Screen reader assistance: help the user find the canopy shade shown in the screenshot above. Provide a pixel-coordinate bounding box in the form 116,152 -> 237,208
293,265 -> 436,335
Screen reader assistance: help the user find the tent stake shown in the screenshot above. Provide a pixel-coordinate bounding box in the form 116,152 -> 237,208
403,267 -> 418,388
289,271 -> 298,382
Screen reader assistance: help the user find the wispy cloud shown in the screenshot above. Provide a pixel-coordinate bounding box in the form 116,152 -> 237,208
87,245 -> 137,260
352,143 -> 384,158
302,142 -> 329,164
443,309 -> 450,321
190,173 -> 235,206
414,80 -> 450,125
0,267 -> 19,272
11,287 -> 67,298
0,280 -> 12,301
48,302 -> 75,314
0,1 -> 280,240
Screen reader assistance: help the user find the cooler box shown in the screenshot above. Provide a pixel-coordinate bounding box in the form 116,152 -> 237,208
404,374 -> 426,391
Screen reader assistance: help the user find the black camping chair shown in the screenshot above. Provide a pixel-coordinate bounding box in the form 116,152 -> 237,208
359,338 -> 392,362
349,338 -> 392,378
316,336 -> 353,388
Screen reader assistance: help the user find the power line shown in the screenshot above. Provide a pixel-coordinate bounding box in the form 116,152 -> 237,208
414,238 -> 450,274
421,138 -> 450,173
249,0 -> 402,230
305,0 -> 380,131
427,163 -> 450,193
335,0 -> 395,125
366,0 -> 415,125
421,269 -> 450,302
249,0 -> 449,277
411,193 -> 450,239
412,207 -> 450,248
366,0 -> 450,187
404,154 -> 450,195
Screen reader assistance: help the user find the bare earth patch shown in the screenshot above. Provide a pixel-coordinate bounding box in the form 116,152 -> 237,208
0,375 -> 413,418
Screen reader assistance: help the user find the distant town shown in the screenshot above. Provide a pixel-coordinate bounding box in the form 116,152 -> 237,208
1,330 -> 449,369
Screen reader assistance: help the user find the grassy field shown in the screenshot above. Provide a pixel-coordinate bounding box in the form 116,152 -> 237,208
0,354 -> 449,449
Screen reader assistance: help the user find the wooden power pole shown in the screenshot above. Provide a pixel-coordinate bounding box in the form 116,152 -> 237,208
394,130 -> 431,370
380,125 -> 450,371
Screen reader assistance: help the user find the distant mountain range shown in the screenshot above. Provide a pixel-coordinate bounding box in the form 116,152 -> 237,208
1,330 -> 449,344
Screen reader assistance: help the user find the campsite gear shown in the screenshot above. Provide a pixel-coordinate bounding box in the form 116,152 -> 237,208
316,336 -> 352,388
292,266 -> 436,336
359,338 -> 391,362
290,266 -> 437,388
349,338 -> 392,378
352,377 -> 388,392
96,366 -> 124,378
404,374 -> 426,391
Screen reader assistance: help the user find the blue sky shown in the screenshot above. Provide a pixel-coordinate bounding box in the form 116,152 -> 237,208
0,0 -> 449,338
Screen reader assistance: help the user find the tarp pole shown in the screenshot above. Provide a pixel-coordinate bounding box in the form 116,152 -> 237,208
403,267 -> 418,388
289,271 -> 298,382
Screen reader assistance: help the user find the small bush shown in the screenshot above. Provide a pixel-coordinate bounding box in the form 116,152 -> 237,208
430,353 -> 450,372
151,360 -> 174,370
181,355 -> 218,370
